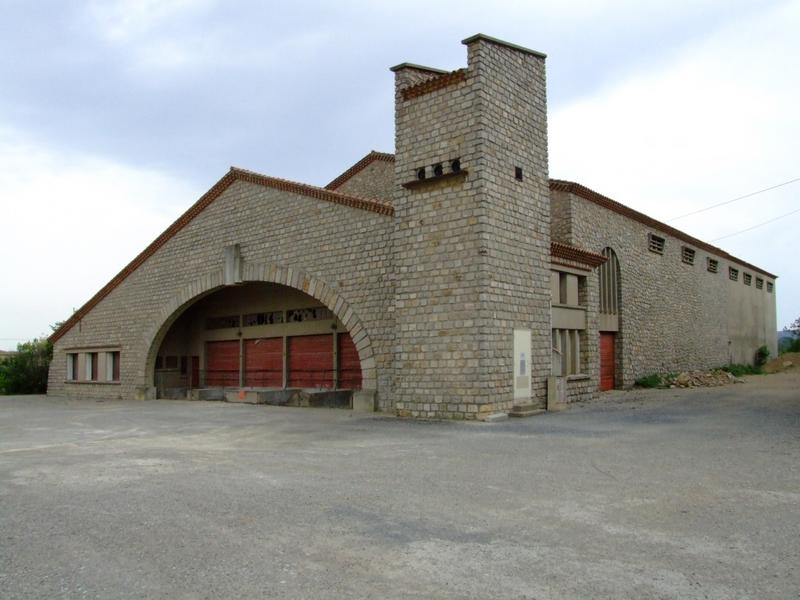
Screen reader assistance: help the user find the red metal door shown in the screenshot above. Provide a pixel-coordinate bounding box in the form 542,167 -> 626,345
288,334 -> 333,388
600,333 -> 616,391
244,338 -> 283,387
206,340 -> 240,387
337,333 -> 362,389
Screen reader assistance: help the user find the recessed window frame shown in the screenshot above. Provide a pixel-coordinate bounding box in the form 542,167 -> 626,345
707,257 -> 719,273
681,246 -> 696,265
755,277 -> 763,290
66,353 -> 78,381
767,281 -> 774,293
743,273 -> 752,286
729,267 -> 739,282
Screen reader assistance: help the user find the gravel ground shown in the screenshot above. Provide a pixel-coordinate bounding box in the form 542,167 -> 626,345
1,372 -> 798,599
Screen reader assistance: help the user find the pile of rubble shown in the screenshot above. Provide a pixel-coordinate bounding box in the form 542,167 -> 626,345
663,370 -> 744,388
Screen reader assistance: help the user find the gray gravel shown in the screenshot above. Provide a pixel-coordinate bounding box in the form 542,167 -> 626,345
1,374 -> 799,599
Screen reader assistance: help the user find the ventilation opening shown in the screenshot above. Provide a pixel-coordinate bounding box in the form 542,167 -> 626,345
433,163 -> 443,177
515,166 -> 523,181
416,167 -> 426,181
451,158 -> 461,173
648,233 -> 665,255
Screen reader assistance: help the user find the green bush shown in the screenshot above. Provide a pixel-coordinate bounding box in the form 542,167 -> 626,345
0,338 -> 52,394
721,364 -> 762,377
755,345 -> 770,368
635,373 -> 663,388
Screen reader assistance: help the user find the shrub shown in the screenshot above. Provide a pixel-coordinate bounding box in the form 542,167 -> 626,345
755,345 -> 770,368
635,373 -> 663,388
0,338 -> 52,394
721,364 -> 762,377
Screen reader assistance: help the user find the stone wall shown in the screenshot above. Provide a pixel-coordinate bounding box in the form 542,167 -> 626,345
49,177 -> 395,407
553,188 -> 777,386
392,35 -> 551,419
334,157 -> 394,201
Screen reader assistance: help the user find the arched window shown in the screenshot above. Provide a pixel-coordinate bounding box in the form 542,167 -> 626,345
599,248 -> 620,315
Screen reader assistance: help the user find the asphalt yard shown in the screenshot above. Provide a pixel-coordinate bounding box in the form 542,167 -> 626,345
1,372 -> 798,599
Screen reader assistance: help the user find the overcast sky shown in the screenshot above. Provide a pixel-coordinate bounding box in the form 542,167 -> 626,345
1,0 -> 798,350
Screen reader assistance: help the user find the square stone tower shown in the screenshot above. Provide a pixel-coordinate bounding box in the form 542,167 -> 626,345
391,34 -> 551,419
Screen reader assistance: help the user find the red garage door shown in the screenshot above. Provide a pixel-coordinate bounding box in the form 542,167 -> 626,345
288,334 -> 333,388
206,340 -> 240,387
338,332 -> 362,389
600,332 -> 616,391
244,338 -> 283,387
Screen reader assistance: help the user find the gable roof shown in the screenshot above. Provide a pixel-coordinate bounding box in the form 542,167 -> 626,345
551,242 -> 606,268
550,180 -> 777,279
50,167 -> 393,344
325,151 -> 395,191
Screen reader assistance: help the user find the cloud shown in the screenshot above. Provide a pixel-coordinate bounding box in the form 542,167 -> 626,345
549,0 -> 800,326
0,126 -> 202,349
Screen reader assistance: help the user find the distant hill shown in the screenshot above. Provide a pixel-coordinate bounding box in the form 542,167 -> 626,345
778,330 -> 795,340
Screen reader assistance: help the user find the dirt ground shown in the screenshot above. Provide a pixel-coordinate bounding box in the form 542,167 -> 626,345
1,372 -> 799,599
762,352 -> 800,374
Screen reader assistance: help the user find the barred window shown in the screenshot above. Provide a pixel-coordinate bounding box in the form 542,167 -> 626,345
552,329 -> 581,376
681,246 -> 696,265
243,311 -> 284,327
743,273 -> 752,286
756,277 -> 763,290
648,233 -> 665,255
707,258 -> 719,273
729,267 -> 739,281
767,281 -> 774,293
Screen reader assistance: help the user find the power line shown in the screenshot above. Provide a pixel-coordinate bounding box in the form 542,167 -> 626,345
668,177 -> 800,222
709,206 -> 800,242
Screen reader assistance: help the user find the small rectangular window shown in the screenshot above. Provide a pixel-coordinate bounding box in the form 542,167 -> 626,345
86,352 -> 98,381
648,233 -> 665,255
105,351 -> 120,382
729,267 -> 739,281
755,277 -> 763,290
707,258 -> 719,273
743,273 -> 752,286
66,353 -> 78,381
767,281 -> 774,293
205,315 -> 240,330
681,246 -> 695,265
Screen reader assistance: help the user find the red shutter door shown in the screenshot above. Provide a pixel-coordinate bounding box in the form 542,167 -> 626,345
337,333 -> 362,389
206,341 -> 240,387
288,334 -> 333,388
599,333 -> 616,391
244,338 -> 283,387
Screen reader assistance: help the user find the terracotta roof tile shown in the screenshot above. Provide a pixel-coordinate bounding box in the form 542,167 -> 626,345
325,151 -> 395,190
550,242 -> 607,268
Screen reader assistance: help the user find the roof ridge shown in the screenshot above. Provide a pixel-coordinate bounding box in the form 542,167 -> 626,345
551,241 -> 607,268
50,168 -> 394,344
550,179 -> 776,279
325,151 -> 395,190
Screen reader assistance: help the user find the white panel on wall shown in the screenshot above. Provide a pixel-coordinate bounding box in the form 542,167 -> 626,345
513,329 -> 532,400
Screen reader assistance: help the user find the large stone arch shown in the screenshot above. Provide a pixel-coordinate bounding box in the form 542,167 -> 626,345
140,262 -> 377,391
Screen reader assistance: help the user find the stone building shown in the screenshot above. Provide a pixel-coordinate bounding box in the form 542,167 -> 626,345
47,35 -> 778,419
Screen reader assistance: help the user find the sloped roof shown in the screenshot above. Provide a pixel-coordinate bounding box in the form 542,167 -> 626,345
551,242 -> 606,268
550,180 -> 777,279
50,167 -> 393,344
325,151 -> 395,190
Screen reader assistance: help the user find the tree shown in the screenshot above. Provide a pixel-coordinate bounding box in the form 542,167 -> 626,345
0,338 -> 53,394
783,317 -> 800,354
785,317 -> 800,338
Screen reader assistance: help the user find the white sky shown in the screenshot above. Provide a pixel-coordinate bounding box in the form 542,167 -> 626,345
0,0 -> 797,350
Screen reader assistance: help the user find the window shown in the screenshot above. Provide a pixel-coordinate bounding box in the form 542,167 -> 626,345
552,329 -> 581,376
155,356 -> 164,370
85,352 -> 98,381
243,311 -> 284,326
756,277 -> 763,290
767,281 -> 774,293
105,351 -> 120,382
66,353 -> 78,381
681,246 -> 695,265
648,233 -> 665,254
707,258 -> 719,273
729,267 -> 739,281
743,273 -> 752,286
164,355 -> 178,369
205,315 -> 240,330
286,307 -> 333,323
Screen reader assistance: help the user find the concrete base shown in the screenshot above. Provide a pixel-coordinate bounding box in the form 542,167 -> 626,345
509,404 -> 546,418
547,376 -> 568,412
482,412 -> 509,423
352,390 -> 376,412
134,385 -> 156,401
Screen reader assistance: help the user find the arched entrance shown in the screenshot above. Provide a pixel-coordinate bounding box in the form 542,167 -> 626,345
141,265 -> 377,408
598,247 -> 622,390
